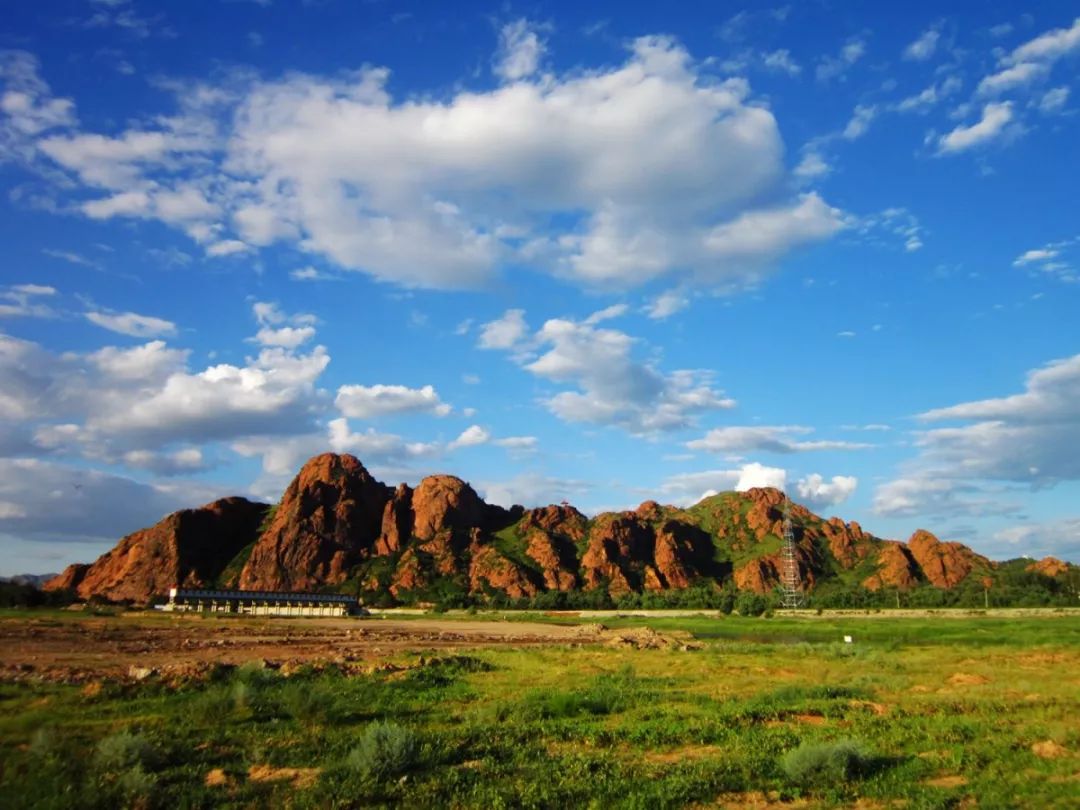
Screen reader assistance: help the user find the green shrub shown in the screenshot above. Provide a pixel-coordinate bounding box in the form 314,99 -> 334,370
94,730 -> 156,772
280,681 -> 339,727
234,660 -> 280,687
192,683 -> 235,718
520,666 -> 638,719
735,592 -> 768,617
781,739 -> 872,787
347,722 -> 420,781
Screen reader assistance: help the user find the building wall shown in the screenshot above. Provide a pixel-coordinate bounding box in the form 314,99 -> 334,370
164,599 -> 352,617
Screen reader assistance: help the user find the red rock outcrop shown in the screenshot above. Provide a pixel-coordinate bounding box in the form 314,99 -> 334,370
239,454 -> 390,590
469,545 -> 538,600
652,522 -> 699,589
635,500 -> 664,522
1026,556 -> 1069,578
375,484 -> 413,556
51,455 -> 1025,604
734,557 -> 781,594
44,497 -> 268,603
862,541 -> 921,591
525,530 -> 578,591
519,504 -> 587,539
518,504 -> 586,591
822,518 -> 874,569
580,515 -> 651,596
44,563 -> 89,594
410,475 -> 488,541
389,548 -> 428,596
905,529 -> 988,589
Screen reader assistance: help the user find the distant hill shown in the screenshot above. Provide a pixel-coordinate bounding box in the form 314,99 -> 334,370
45,453 -> 1077,608
1,574 -> 58,588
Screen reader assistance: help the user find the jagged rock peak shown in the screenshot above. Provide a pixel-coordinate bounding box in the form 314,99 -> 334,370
238,453 -> 392,591
411,474 -> 489,540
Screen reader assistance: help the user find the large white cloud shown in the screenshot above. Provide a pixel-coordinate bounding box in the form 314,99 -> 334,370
796,473 -> 857,510
0,458 -> 202,544
660,462 -> 788,507
989,518 -> 1080,561
2,304 -> 330,466
336,384 -> 451,420
912,353 -> 1080,483
872,474 -> 1021,519
518,313 -> 735,435
875,353 -> 1080,518
23,36 -> 843,291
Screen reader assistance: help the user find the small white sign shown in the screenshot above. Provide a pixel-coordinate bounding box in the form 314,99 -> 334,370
843,635 -> 853,644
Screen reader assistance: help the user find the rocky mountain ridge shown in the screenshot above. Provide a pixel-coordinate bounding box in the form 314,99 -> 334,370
45,453 -> 1072,605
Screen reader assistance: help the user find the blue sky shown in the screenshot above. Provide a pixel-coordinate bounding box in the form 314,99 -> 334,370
1,1 -> 1078,575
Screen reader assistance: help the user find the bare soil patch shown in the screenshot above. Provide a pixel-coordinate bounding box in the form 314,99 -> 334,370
924,774 -> 968,788
947,672 -> 989,686
1031,740 -> 1069,759
247,764 -> 321,788
713,791 -> 811,808
204,768 -> 230,788
0,614 -> 589,682
643,745 -> 725,764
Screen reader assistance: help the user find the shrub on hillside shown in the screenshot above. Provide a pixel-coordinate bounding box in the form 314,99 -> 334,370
94,730 -> 156,772
347,722 -> 420,781
781,739 -> 872,787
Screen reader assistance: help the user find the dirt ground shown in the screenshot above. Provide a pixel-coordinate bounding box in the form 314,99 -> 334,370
0,613 -> 589,682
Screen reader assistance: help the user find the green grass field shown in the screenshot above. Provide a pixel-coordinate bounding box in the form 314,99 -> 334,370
1,612 -> 1077,808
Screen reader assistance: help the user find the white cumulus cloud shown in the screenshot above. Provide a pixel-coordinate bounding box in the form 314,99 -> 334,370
85,310 -> 178,338
796,473 -> 857,509
335,384 -> 451,420
938,102 -> 1014,153
687,426 -> 871,454
494,19 -> 546,81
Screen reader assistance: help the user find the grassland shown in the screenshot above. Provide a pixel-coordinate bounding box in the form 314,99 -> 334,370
0,611 -> 1077,808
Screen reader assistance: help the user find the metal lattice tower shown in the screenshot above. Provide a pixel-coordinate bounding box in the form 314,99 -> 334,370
779,495 -> 804,609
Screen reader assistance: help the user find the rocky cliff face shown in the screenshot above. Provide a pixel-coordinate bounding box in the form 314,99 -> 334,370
905,529 -> 990,589
239,454 -> 391,591
44,497 -> 268,603
51,453 -> 1021,604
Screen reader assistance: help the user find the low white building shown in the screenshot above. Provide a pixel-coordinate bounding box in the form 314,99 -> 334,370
162,588 -> 362,617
